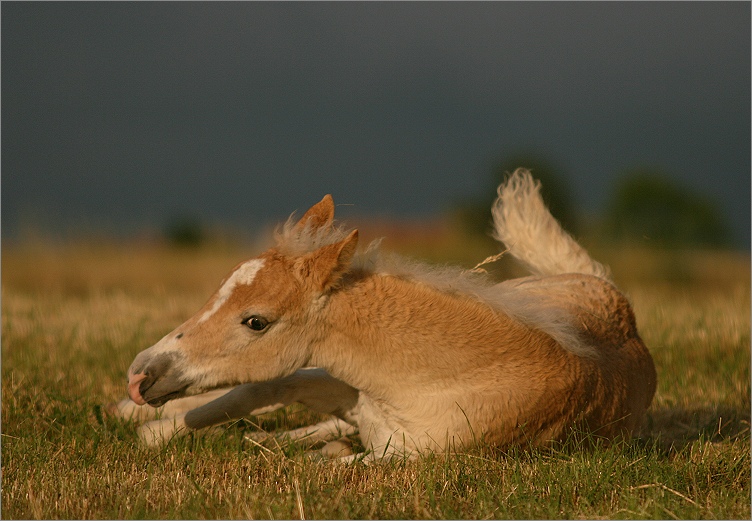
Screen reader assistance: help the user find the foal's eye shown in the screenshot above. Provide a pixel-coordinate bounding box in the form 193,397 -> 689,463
243,316 -> 269,332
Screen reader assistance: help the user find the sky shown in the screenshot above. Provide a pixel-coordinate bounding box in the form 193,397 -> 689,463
2,2 -> 750,247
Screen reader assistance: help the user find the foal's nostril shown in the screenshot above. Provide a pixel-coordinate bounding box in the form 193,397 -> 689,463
139,373 -> 155,394
127,372 -> 149,405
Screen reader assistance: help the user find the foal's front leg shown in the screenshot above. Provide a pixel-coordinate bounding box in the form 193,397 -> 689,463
135,368 -> 360,447
108,388 -> 234,423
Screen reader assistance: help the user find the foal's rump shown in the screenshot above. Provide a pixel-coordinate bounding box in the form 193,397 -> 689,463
497,273 -> 638,349
492,273 -> 657,442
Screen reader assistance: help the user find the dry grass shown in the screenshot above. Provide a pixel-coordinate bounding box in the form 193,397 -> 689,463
2,238 -> 749,519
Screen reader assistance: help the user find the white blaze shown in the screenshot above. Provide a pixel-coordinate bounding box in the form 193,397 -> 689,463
198,259 -> 265,323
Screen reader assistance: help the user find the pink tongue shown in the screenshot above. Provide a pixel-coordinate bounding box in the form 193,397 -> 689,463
127,373 -> 148,406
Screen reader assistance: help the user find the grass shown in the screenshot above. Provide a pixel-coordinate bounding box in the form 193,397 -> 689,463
2,237 -> 750,519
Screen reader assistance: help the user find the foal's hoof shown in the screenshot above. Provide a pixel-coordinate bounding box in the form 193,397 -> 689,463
106,398 -> 143,420
137,418 -> 186,447
244,431 -> 272,445
104,400 -> 121,417
320,438 -> 354,459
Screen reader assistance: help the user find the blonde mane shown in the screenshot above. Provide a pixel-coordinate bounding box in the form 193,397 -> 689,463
368,249 -> 595,358
274,215 -> 594,358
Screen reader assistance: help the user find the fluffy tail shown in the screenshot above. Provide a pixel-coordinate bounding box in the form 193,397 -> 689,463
492,169 -> 611,281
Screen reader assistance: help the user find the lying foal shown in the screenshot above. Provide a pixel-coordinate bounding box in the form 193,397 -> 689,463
113,170 -> 657,461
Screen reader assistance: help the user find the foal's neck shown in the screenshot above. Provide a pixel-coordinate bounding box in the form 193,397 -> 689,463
312,272 -> 531,397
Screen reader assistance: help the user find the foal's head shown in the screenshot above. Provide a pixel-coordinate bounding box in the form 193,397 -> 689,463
127,196 -> 358,406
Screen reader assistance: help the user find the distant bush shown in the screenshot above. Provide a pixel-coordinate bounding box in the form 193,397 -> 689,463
604,171 -> 730,248
163,216 -> 205,248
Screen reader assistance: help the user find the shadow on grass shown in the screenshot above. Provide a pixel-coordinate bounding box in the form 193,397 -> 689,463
642,405 -> 750,453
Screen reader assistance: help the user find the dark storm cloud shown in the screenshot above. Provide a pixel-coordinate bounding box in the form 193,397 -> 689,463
2,2 -> 749,246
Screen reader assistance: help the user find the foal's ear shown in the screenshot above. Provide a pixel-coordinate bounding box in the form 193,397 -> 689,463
298,230 -> 359,292
295,194 -> 335,232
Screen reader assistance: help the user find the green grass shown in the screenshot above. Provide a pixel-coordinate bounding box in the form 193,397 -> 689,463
2,241 -> 750,519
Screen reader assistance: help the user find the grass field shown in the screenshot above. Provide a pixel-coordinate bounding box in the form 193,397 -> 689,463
2,236 -> 750,519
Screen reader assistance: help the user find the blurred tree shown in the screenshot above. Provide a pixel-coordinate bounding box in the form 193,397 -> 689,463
163,215 -> 205,248
604,170 -> 730,247
453,152 -> 579,239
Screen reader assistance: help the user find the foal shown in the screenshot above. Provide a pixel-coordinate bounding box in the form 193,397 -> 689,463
113,170 -> 657,461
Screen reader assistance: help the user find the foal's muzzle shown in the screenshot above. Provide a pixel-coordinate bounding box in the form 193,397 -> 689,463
127,352 -> 189,407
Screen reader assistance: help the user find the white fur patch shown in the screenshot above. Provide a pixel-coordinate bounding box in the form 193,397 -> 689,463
198,259 -> 265,323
